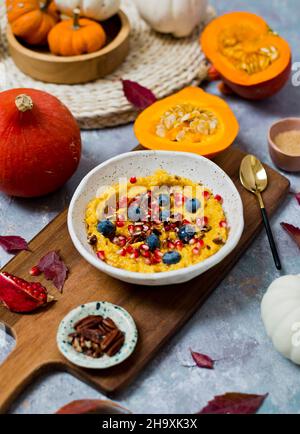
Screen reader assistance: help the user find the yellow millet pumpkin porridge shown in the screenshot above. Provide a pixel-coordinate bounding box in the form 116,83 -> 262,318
85,170 -> 228,273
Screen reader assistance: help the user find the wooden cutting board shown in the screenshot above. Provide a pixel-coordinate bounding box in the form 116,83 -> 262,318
0,147 -> 290,413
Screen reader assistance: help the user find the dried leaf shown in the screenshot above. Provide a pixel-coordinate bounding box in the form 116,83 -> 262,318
38,251 -> 68,292
122,79 -> 157,110
0,236 -> 29,253
56,400 -> 131,414
198,393 -> 268,414
191,350 -> 214,369
296,193 -> 300,205
207,65 -> 221,81
281,222 -> 300,249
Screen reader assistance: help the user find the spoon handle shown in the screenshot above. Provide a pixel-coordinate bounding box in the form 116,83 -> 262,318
260,207 -> 282,270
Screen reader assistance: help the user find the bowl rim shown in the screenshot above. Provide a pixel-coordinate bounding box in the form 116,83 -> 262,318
68,151 -> 244,283
6,10 -> 130,63
268,117 -> 300,158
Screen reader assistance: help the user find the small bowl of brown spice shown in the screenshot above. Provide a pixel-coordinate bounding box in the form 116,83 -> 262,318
269,118 -> 300,172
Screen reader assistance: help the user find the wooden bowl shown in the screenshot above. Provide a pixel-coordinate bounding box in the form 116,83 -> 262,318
6,11 -> 130,85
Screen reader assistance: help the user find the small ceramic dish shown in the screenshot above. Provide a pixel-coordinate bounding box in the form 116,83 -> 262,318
269,118 -> 300,172
68,150 -> 244,286
7,11 -> 130,84
57,301 -> 138,369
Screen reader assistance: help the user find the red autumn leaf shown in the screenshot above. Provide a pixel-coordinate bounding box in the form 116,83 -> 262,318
37,251 -> 68,292
56,400 -> 131,414
281,222 -> 300,249
207,65 -> 221,82
191,350 -> 214,369
122,79 -> 157,110
296,193 -> 300,205
0,236 -> 29,253
198,393 -> 268,415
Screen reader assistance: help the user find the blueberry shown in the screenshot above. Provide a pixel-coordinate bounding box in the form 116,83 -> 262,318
186,198 -> 201,213
146,234 -> 160,251
160,209 -> 170,222
178,225 -> 196,243
97,220 -> 116,238
128,204 -> 143,222
163,251 -> 182,265
159,194 -> 170,207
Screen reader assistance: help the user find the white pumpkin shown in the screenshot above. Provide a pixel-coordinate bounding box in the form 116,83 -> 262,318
55,0 -> 120,21
134,0 -> 209,38
261,275 -> 300,365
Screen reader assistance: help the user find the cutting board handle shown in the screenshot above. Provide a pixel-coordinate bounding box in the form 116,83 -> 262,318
0,347 -> 48,414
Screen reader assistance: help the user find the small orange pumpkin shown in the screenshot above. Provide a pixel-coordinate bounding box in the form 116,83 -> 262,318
6,0 -> 59,46
48,8 -> 107,56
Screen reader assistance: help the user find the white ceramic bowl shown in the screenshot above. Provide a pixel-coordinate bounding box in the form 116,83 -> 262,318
68,151 -> 244,286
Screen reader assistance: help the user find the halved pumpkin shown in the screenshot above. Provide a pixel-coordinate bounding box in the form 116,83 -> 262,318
201,12 -> 292,100
134,87 -> 239,158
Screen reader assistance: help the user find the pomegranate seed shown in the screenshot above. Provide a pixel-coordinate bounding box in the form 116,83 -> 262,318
141,244 -> 150,251
116,221 -> 125,228
175,240 -> 183,250
128,225 -> 135,234
112,237 -> 119,245
118,248 -> 127,257
203,191 -> 210,200
219,220 -> 227,228
154,249 -> 163,258
151,257 -> 161,265
164,225 -> 171,232
196,216 -> 208,227
130,249 -> 140,259
199,239 -> 205,247
183,219 -> 190,225
140,249 -> 150,258
130,177 -> 137,184
97,251 -> 105,261
29,266 -> 41,277
143,225 -> 149,231
215,194 -> 223,203
167,241 -> 175,249
193,248 -> 200,255
144,258 -> 151,265
126,246 -> 134,254
119,238 -> 127,247
189,238 -> 196,245
195,239 -> 205,248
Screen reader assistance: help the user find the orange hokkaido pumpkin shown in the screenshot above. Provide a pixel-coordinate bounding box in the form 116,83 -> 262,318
6,0 -> 59,46
201,12 -> 292,100
0,89 -> 81,197
134,87 -> 239,159
48,8 -> 107,56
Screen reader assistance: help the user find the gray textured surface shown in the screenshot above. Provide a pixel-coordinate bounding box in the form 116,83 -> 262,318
1,0 -> 300,415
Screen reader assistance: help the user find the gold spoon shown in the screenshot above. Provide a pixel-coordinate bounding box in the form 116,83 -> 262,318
240,154 -> 282,270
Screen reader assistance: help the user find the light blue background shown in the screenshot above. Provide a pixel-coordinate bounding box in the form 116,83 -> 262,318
1,0 -> 300,414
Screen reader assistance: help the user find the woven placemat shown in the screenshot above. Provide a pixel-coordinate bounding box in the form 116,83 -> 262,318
0,1 -> 214,129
